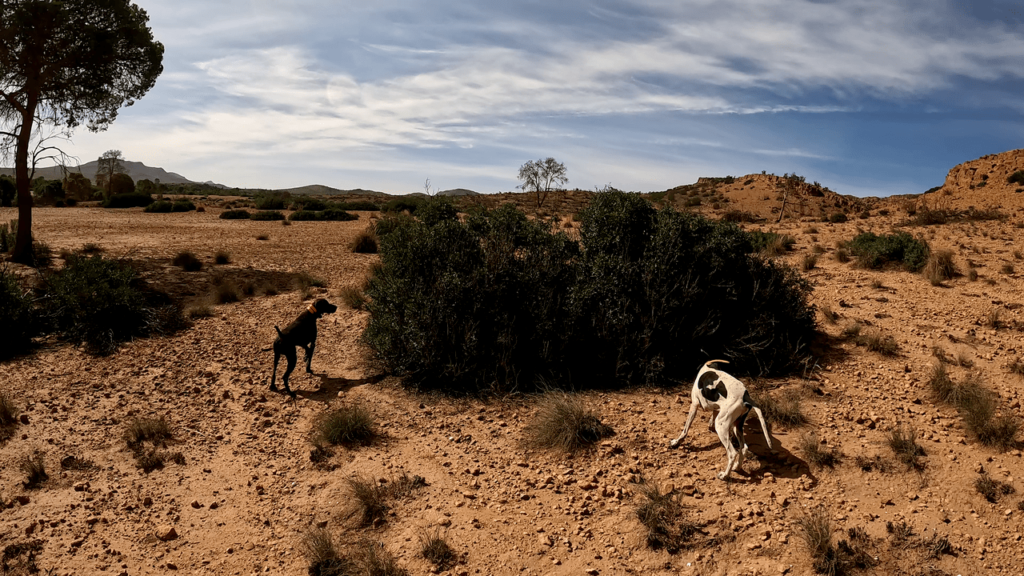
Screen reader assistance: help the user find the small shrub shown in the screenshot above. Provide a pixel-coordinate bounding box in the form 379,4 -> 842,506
849,231 -> 929,272
20,454 -> 48,489
828,213 -> 848,224
296,271 -> 327,290
1008,170 -> 1024,185
256,234 -> 269,240
45,254 -> 187,354
419,528 -> 457,571
102,192 -> 154,208
288,209 -> 318,221
167,451 -> 186,465
857,330 -> 899,356
524,393 -> 614,453
801,254 -> 818,271
315,404 -> 377,446
134,448 -> 165,472
1008,357 -> 1024,377
753,388 -> 807,427
854,454 -> 893,473
220,209 -> 250,220
834,248 -> 850,263
858,210 -> 870,220
214,251 -> 231,265
984,309 -> 1003,329
0,392 -> 18,430
346,476 -> 390,526
144,200 -> 173,213
968,268 -> 979,281
212,277 -> 242,304
351,228 -> 379,254
869,279 -> 883,289
172,251 -> 202,272
811,244 -> 825,254
124,417 -> 172,448
841,322 -> 862,339
339,286 -> 367,310
797,508 -> 843,575
886,520 -> 914,547
0,265 -> 37,358
721,210 -> 759,223
748,231 -> 795,256
59,455 -> 95,470
250,210 -> 285,221
317,208 -> 358,221
1001,263 -> 1015,275
360,541 -> 408,576
975,474 -> 1015,503
923,250 -> 957,285
81,243 -> 103,254
170,199 -> 195,212
886,425 -> 925,470
925,534 -> 953,558
635,479 -> 698,552
799,434 -> 841,469
820,306 -> 837,324
185,303 -> 214,319
302,527 -> 352,576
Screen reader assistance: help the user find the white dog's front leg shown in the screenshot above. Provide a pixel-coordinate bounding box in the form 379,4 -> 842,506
670,401 -> 700,448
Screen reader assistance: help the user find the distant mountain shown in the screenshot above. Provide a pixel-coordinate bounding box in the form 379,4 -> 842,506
279,184 -> 387,196
437,188 -> 480,197
0,160 -> 204,185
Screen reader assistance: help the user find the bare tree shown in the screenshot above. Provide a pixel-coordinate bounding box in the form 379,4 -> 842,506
518,158 -> 568,209
95,149 -> 126,196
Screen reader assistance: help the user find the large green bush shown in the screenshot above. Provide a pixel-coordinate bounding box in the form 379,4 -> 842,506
364,191 -> 816,393
44,255 -> 187,354
0,266 -> 37,358
144,200 -> 173,213
848,231 -> 929,271
102,192 -> 154,208
254,192 -> 291,210
382,197 -> 425,214
219,209 -> 251,220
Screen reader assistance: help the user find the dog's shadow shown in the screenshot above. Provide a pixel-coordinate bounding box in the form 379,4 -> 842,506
273,372 -> 387,403
742,433 -> 817,487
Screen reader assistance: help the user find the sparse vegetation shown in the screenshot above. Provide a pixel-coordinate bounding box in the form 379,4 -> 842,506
214,250 -> 231,265
301,528 -> 353,576
721,210 -> 759,223
524,392 -> 614,453
0,392 -> 19,441
419,528 -> 457,571
929,367 -> 1019,451
344,474 -> 426,528
634,479 -> 698,552
339,286 -> 367,310
0,265 -> 37,358
1007,170 -> 1024,185
20,453 -> 48,488
1000,262 -> 1015,275
886,425 -> 925,470
44,254 -> 188,355
250,210 -> 285,221
828,212 -> 848,224
975,474 -> 1015,503
351,228 -> 379,253
923,249 -> 957,285
834,248 -> 850,263
125,417 -> 172,449
984,308 -> 1003,329
820,305 -> 837,324
747,230 -> 795,256
219,209 -> 250,220
212,276 -> 242,304
797,507 -> 862,576
801,254 -> 818,271
172,251 -> 202,271
799,434 -> 842,469
315,404 -> 377,446
753,388 -> 807,427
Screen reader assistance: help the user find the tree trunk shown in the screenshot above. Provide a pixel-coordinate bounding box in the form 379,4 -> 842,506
11,95 -> 38,265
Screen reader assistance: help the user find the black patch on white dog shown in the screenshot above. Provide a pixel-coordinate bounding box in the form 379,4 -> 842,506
698,372 -> 728,402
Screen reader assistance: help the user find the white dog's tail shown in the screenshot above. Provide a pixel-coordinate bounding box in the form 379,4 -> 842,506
750,405 -> 772,450
704,359 -> 730,368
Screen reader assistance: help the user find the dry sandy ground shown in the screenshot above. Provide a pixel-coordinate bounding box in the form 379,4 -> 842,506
2,203 -> 1024,576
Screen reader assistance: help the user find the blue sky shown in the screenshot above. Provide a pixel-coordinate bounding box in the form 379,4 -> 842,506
56,0 -> 1024,195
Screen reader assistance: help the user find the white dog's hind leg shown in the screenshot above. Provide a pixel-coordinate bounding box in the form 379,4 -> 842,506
670,400 -> 700,448
714,416 -> 737,480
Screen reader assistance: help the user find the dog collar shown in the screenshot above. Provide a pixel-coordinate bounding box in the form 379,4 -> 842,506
307,303 -> 317,314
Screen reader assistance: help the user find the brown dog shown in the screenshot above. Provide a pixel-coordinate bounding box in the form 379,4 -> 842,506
269,298 -> 337,397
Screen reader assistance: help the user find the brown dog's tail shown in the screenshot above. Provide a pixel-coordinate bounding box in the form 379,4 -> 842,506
274,325 -> 284,338
704,359 -> 730,368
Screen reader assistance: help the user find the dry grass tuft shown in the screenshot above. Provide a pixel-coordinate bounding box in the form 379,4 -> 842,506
339,286 -> 368,310
214,250 -> 231,265
302,528 -> 354,576
1001,263 -> 1015,275
886,425 -> 925,470
634,479 -> 698,552
186,302 -> 214,319
930,368 -> 1020,451
855,329 -> 899,356
212,276 -> 242,304
124,417 -> 172,448
923,249 -> 958,285
315,404 -> 377,447
1008,357 -> 1024,377
820,306 -> 837,325
886,520 -> 914,548
798,434 -> 842,469
834,248 -> 850,263
984,308 -> 1003,329
172,251 -> 203,272
754,388 -> 807,428
346,476 -> 391,527
524,392 -> 614,453
797,508 -> 843,576
0,392 -> 19,434
801,254 -> 818,271
975,474 -> 1015,503
351,228 -> 379,254
20,453 -> 48,489
854,454 -> 893,473
419,528 -> 457,571
360,540 -> 408,576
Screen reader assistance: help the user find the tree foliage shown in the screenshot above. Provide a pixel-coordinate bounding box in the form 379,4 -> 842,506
0,0 -> 163,264
518,157 -> 568,208
95,149 -> 126,195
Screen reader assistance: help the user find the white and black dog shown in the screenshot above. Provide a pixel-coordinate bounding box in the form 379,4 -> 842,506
669,359 -> 772,479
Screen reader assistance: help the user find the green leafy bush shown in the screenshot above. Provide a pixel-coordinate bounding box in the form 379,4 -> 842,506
144,200 -> 173,213
828,213 -> 848,223
0,266 -> 37,358
254,192 -> 290,210
219,209 -> 251,220
317,208 -> 358,221
382,196 -> 425,214
335,200 -> 379,211
1007,171 -> 1024,186
249,210 -> 286,221
364,191 -> 816,393
44,254 -> 188,354
290,198 -> 327,211
171,199 -> 196,212
416,198 -> 458,227
288,209 -> 318,221
848,231 -> 929,272
102,192 -> 154,208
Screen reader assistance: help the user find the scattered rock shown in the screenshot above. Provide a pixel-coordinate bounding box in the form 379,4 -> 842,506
156,525 -> 177,541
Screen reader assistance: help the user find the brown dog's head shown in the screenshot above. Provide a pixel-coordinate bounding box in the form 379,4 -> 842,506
308,298 -> 338,317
